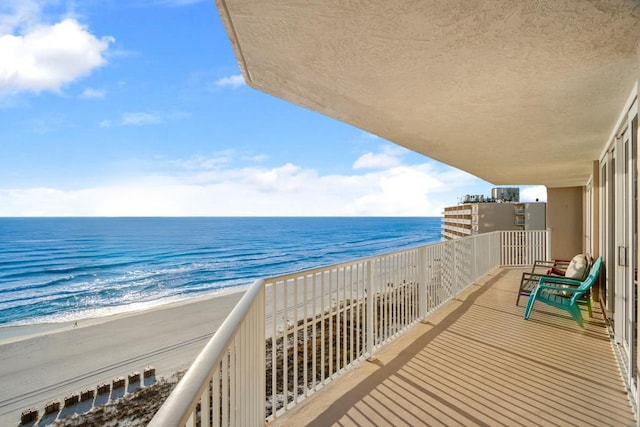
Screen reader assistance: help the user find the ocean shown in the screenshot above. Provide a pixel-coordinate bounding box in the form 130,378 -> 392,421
0,217 -> 442,327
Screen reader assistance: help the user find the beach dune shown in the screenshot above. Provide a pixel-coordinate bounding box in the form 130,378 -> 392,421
0,290 -> 244,425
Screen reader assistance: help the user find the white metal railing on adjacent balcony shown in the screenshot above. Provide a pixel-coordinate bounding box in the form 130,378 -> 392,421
442,230 -> 462,240
443,217 -> 472,225
500,230 -> 549,266
150,230 -> 547,427
442,224 -> 472,235
443,208 -> 472,216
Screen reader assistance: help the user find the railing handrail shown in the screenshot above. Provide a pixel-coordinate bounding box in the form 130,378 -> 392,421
149,278 -> 266,426
265,242 -> 445,283
268,227 -> 547,282
150,229 -> 548,426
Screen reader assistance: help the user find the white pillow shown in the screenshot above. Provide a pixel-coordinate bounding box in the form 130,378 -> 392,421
564,254 -> 589,280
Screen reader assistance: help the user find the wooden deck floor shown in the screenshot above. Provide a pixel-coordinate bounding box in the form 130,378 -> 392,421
274,268 -> 636,427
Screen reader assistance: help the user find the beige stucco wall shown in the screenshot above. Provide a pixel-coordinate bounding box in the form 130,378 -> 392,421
547,187 -> 584,260
476,204 -> 516,232
523,203 -> 546,230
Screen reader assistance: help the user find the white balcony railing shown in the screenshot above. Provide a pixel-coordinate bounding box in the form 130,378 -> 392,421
443,217 -> 472,225
150,230 -> 548,427
500,230 -> 549,266
442,224 -> 472,235
443,208 -> 471,216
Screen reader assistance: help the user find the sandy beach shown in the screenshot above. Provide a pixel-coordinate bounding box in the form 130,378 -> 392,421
0,289 -> 245,426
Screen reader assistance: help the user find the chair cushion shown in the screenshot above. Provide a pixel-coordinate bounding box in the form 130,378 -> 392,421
564,254 -> 589,280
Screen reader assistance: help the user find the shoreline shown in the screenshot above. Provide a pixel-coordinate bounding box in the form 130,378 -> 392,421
0,285 -> 248,346
0,287 -> 247,425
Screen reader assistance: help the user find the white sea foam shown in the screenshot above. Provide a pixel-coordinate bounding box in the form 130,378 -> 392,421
0,217 -> 442,327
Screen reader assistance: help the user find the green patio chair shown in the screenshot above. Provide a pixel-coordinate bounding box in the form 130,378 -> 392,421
516,253 -> 592,306
523,257 -> 602,328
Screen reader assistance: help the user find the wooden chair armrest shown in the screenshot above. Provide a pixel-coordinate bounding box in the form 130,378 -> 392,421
532,260 -> 556,269
531,260 -> 570,274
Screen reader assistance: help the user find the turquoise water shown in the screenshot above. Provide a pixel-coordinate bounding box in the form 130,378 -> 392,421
0,217 -> 441,326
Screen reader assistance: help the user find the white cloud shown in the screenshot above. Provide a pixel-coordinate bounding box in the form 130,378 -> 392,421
137,0 -> 206,6
80,88 -> 106,99
0,155 -> 485,217
520,185 -> 547,202
353,146 -> 407,170
121,112 -> 162,126
171,152 -> 233,170
353,152 -> 401,170
160,0 -> 205,5
25,113 -> 65,134
100,112 -> 163,127
214,74 -> 245,89
360,132 -> 381,140
100,111 -> 189,127
0,1 -> 40,35
343,166 -> 444,215
0,16 -> 113,95
243,154 -> 269,163
240,163 -> 317,193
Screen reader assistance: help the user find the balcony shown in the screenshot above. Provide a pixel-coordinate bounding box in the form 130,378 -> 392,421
444,209 -> 472,216
443,218 -> 472,226
274,268 -> 635,426
442,230 -> 464,240
442,225 -> 472,235
150,231 -> 635,426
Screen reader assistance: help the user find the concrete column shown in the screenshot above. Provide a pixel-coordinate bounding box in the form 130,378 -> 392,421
590,160 -> 601,300
546,187 -> 584,260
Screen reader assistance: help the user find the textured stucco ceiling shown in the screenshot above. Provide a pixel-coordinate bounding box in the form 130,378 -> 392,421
216,0 -> 640,187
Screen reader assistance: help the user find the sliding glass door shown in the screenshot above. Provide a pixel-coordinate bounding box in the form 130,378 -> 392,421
602,100 -> 638,396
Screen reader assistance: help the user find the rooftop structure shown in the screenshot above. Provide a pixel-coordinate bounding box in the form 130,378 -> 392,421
460,194 -> 489,204
491,187 -> 520,203
461,186 -> 520,204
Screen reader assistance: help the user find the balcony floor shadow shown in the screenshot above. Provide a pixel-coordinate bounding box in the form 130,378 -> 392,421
274,268 -> 636,427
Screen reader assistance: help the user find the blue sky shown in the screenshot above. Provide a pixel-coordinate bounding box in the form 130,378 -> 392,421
0,0 -> 545,216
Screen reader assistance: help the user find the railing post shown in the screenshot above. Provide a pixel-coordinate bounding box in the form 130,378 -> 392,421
452,239 -> 458,295
546,228 -> 552,260
256,286 -> 266,424
495,232 -> 500,268
499,231 -> 505,266
419,246 -> 427,320
472,236 -> 478,277
366,260 -> 374,359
